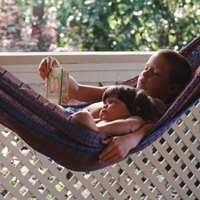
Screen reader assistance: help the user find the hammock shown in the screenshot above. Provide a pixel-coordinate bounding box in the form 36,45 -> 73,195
0,36 -> 199,172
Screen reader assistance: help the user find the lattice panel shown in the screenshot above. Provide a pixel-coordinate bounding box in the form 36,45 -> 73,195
0,101 -> 199,200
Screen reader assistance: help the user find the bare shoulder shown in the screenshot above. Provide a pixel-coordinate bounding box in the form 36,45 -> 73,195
85,101 -> 103,118
127,116 -> 145,125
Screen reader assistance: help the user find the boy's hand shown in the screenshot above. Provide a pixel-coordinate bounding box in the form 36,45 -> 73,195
99,135 -> 131,164
99,123 -> 155,164
38,56 -> 61,80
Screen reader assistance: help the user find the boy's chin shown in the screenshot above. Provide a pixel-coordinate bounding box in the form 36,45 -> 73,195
136,82 -> 145,90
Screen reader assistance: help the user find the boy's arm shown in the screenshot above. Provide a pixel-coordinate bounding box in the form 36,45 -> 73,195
99,123 -> 155,164
97,116 -> 145,135
39,56 -> 107,104
69,76 -> 107,103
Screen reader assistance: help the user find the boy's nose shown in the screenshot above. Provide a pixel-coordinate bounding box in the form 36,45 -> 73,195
142,70 -> 148,78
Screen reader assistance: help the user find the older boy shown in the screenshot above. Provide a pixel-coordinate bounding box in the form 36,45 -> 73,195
39,49 -> 191,164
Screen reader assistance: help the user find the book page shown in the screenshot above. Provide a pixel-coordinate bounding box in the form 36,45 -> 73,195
46,68 -> 63,104
61,71 -> 69,104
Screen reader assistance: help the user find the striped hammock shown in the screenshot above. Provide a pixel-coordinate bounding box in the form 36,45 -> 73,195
0,36 -> 199,172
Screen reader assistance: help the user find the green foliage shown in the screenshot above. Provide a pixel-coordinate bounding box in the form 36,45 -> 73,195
56,0 -> 200,51
0,0 -> 199,51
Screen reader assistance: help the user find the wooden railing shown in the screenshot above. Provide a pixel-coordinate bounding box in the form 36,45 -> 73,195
0,53 -> 199,200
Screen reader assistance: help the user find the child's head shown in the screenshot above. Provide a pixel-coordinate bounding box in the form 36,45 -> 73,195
158,49 -> 191,90
137,49 -> 191,102
102,85 -> 166,123
102,85 -> 137,116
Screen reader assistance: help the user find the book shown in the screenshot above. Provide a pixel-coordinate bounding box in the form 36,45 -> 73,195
46,68 -> 69,105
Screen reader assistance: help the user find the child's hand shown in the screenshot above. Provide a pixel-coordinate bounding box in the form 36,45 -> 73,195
99,135 -> 131,164
39,56 -> 62,80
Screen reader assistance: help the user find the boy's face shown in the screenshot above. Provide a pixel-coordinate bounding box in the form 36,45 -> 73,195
137,53 -> 172,101
99,95 -> 130,121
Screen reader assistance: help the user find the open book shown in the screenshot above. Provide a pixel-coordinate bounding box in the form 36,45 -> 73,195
46,68 -> 69,105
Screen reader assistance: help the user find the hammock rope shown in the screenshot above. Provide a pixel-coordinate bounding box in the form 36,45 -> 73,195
0,36 -> 199,171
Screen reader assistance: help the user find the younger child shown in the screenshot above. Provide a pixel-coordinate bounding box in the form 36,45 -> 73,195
72,85 -> 166,135
38,49 -> 191,164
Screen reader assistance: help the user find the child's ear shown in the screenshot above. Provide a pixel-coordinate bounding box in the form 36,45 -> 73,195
167,84 -> 181,94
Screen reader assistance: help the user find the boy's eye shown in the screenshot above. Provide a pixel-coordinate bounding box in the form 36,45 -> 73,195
154,71 -> 159,75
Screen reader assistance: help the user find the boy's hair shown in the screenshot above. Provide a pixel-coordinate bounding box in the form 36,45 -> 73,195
158,49 -> 191,90
102,85 -> 166,123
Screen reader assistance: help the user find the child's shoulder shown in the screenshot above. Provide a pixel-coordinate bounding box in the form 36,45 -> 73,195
127,116 -> 145,124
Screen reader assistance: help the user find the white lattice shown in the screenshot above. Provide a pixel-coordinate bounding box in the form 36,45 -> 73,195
0,101 -> 199,200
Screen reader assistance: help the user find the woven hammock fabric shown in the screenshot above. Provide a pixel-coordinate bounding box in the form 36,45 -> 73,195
0,36 -> 200,171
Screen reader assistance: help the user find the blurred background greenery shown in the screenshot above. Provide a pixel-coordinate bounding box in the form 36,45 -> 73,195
0,0 -> 199,52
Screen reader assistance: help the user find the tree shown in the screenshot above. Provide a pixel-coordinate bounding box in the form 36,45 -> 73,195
56,0 -> 200,51
0,0 -> 199,52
